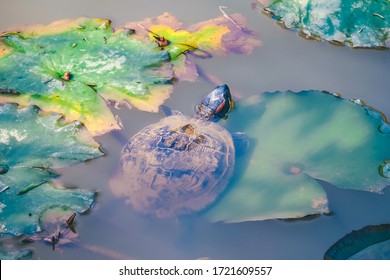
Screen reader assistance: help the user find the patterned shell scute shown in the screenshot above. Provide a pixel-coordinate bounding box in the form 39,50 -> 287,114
117,114 -> 235,217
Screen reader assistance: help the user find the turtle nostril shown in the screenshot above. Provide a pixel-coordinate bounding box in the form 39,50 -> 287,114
0,165 -> 9,175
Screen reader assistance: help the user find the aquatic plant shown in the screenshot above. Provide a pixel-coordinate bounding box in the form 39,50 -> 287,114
324,224 -> 390,259
0,245 -> 32,260
0,18 -> 173,135
257,0 -> 390,48
204,90 -> 390,222
0,104 -> 101,236
125,10 -> 261,81
0,14 -> 260,135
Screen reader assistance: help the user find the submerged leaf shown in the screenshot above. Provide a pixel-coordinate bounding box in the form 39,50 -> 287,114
261,0 -> 390,48
204,90 -> 390,222
125,12 -> 261,81
0,18 -> 173,135
0,245 -> 32,260
0,182 -> 95,237
324,224 -> 390,260
38,206 -> 79,250
0,103 -> 101,236
14,206 -> 134,258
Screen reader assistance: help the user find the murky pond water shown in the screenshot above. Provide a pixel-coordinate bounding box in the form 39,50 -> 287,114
1,0 -> 389,259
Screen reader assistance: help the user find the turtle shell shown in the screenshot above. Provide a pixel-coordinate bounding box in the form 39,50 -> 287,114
110,114 -> 235,218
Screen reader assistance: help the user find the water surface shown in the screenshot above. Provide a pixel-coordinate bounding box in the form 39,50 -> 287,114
0,0 -> 389,259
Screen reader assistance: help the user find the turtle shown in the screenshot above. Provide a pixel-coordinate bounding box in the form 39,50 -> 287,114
109,84 -> 248,218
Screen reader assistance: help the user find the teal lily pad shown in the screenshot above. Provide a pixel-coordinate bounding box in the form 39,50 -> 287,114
204,90 -> 390,222
0,18 -> 173,135
0,183 -> 95,237
324,224 -> 390,259
0,103 -> 102,236
0,245 -> 32,260
261,0 -> 390,48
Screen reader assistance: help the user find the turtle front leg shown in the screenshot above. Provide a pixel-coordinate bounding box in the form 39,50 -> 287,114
232,132 -> 249,156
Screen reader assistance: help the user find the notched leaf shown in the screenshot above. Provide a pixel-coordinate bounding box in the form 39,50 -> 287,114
0,103 -> 101,236
324,224 -> 390,260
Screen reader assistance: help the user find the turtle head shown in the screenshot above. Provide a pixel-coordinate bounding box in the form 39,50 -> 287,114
195,84 -> 235,121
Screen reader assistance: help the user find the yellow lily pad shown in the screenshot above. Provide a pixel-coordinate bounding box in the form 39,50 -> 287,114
125,12 -> 261,81
0,17 -> 173,135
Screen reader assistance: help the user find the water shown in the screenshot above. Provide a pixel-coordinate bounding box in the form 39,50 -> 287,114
0,0 -> 389,259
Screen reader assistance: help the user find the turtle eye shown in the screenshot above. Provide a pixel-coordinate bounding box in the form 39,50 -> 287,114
215,99 -> 226,115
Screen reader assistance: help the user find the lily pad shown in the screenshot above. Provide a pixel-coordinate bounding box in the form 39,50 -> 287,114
1,182 -> 95,237
0,103 -> 101,236
259,0 -> 390,48
125,12 -> 261,81
324,224 -> 390,259
0,17 -> 173,135
204,90 -> 390,222
0,245 -> 32,260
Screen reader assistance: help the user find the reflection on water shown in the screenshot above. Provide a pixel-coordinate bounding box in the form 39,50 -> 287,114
1,0 -> 389,259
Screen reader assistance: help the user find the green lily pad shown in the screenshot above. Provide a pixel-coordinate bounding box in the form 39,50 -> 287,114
260,0 -> 390,48
1,182 -> 95,237
0,103 -> 101,236
324,224 -> 390,259
204,90 -> 390,222
0,18 -> 173,135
